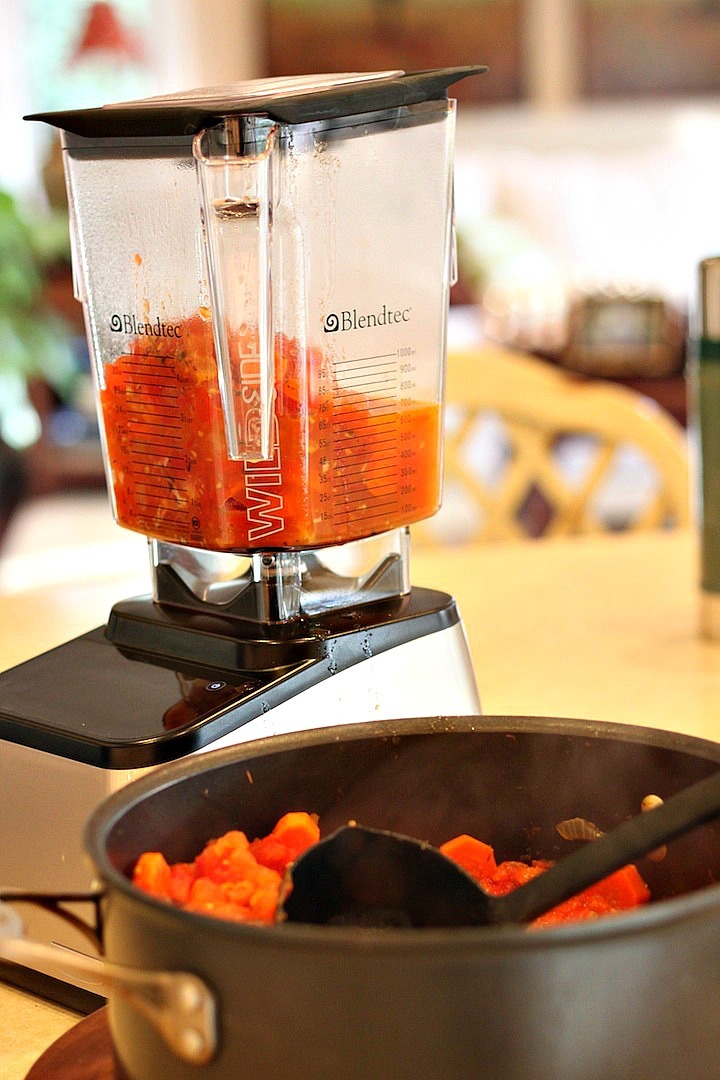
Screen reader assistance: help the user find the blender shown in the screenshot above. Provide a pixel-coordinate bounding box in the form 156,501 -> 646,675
0,68 -> 484,1000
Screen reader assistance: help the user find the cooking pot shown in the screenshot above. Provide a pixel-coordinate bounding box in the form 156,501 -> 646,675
11,715 -> 720,1079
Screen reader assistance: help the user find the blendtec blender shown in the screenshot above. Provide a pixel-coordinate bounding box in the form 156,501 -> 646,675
0,68 -> 484,997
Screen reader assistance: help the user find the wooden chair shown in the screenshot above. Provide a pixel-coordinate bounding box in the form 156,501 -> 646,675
414,344 -> 690,544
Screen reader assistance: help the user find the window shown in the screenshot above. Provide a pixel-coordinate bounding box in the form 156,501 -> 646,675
3,1 -> 152,199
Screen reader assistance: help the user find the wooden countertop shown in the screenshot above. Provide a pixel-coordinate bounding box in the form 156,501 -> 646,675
413,528 -> 720,741
2,524 -> 720,1075
0,984 -> 82,1080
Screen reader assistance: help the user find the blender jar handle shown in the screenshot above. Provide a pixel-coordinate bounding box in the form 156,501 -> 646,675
194,121 -> 278,461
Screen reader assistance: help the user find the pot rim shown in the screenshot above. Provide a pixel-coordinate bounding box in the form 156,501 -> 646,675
85,714 -> 720,950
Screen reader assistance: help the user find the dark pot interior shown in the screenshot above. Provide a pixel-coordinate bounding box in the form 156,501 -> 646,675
90,714 -> 720,913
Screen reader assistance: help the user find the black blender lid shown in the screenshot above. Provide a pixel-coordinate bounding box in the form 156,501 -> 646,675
24,66 -> 487,138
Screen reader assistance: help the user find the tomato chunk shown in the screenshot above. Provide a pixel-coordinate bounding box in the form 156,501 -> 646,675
132,815 -> 318,925
132,851 -> 172,900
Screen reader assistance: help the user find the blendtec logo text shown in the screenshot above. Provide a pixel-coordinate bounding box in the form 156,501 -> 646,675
323,305 -> 411,333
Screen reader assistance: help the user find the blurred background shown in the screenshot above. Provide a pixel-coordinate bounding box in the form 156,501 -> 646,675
1,0 -> 719,538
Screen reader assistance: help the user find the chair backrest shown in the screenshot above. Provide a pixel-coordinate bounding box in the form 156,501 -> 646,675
414,345 -> 690,544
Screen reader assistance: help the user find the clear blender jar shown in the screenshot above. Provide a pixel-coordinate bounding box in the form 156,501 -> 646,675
35,70 -> 482,555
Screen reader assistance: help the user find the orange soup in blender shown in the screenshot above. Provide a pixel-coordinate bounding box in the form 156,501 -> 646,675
99,313 -> 441,552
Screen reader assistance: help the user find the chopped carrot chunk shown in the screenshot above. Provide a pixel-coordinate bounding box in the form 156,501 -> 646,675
439,834 -> 497,882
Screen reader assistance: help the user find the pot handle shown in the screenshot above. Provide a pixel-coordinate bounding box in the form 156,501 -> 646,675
0,893 -> 217,1066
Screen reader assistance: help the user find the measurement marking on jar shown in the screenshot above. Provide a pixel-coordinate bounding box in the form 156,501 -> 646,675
338,465 -> 394,481
333,355 -> 397,390
128,434 -> 184,446
344,501 -> 397,515
339,411 -> 397,425
126,427 -> 182,439
128,429 -> 184,441
338,375 -> 395,391
134,512 -> 188,525
333,375 -> 395,387
336,384 -> 396,396
125,416 -> 181,427
130,469 -> 187,484
336,500 -> 398,519
336,406 -> 397,419
127,421 -> 183,433
334,396 -> 397,407
333,483 -> 394,498
333,406 -> 397,421
338,436 -> 398,454
124,366 -> 177,373
334,471 -> 396,488
126,413 -> 182,425
135,483 -> 186,494
335,438 -> 397,452
335,450 -> 396,464
135,492 -> 188,504
335,357 -> 396,370
332,380 -> 395,393
125,411 -> 180,423
133,488 -> 187,498
125,411 -> 181,424
124,396 -> 180,409
135,478 -> 187,490
122,367 -> 178,380
334,462 -> 394,478
132,474 -> 179,483
335,462 -> 395,478
334,356 -> 397,369
128,396 -> 180,409
335,419 -> 396,437
121,355 -> 177,364
134,488 -> 187,498
123,351 -> 182,365
359,499 -> 402,512
124,394 -> 179,406
127,424 -> 181,435
120,366 -> 178,380
335,418 -> 397,434
124,408 -> 179,418
122,377 -> 178,387
129,457 -> 187,470
129,450 -> 186,464
122,368 -> 178,378
333,479 -> 395,496
130,467 -> 187,481
134,495 -> 187,509
132,469 -> 188,482
121,371 -> 178,383
335,466 -> 396,484
334,485 -> 393,499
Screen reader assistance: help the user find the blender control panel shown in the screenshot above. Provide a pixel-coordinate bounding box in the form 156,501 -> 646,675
0,627 -> 312,769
